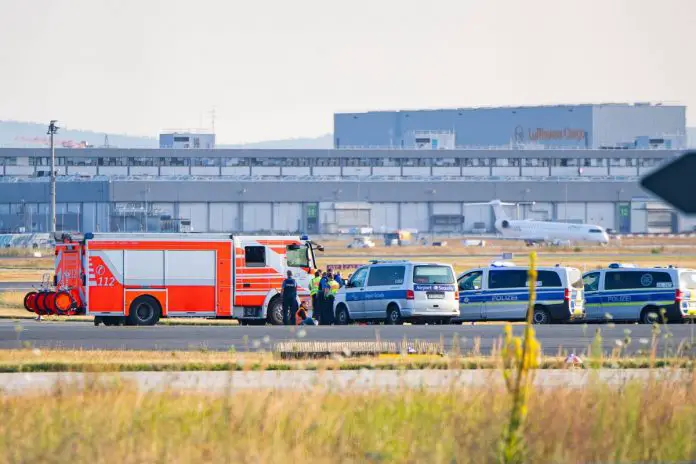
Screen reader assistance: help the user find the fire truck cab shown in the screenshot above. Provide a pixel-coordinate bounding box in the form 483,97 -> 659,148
27,232 -> 322,326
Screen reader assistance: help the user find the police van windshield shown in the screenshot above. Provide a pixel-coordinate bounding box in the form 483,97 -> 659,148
568,268 -> 584,289
286,244 -> 311,268
413,265 -> 454,285
680,271 -> 696,289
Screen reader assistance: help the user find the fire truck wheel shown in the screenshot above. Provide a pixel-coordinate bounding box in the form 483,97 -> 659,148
267,297 -> 283,326
127,295 -> 161,326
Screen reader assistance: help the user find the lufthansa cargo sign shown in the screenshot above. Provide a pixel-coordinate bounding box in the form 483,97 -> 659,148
527,128 -> 586,141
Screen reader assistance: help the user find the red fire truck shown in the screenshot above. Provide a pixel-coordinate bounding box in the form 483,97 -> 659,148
23,233 -> 323,326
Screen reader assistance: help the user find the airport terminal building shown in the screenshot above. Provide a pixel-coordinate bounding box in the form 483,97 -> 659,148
0,146 -> 692,236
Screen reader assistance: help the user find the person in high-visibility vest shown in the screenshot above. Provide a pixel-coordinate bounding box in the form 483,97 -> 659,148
322,272 -> 340,325
309,270 -> 322,320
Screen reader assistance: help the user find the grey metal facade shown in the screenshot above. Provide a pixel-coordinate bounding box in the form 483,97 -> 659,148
334,103 -> 686,150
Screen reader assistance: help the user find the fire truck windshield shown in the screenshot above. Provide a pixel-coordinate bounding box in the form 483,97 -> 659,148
286,244 -> 311,268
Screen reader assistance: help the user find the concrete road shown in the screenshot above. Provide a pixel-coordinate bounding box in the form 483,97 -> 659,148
1,320 -> 695,356
0,281 -> 35,292
0,369 -> 688,395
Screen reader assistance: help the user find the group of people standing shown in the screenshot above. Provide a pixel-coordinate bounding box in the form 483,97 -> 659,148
280,269 -> 345,326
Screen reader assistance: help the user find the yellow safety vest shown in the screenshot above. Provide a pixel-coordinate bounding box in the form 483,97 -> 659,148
310,277 -> 321,296
328,279 -> 340,296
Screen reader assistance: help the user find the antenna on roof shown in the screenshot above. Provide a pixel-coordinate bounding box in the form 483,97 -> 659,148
210,107 -> 216,134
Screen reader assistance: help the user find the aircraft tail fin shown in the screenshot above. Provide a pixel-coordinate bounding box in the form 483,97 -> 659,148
490,200 -> 510,221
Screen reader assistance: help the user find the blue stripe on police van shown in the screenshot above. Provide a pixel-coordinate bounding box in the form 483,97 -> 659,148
460,291 -> 566,304
346,290 -> 408,302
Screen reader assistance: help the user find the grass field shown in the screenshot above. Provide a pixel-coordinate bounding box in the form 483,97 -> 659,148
1,377 -> 695,463
0,348 -> 693,373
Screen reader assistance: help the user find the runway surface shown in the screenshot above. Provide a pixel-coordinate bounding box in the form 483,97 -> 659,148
1,320 -> 694,356
0,281 -> 35,291
0,369 -> 688,395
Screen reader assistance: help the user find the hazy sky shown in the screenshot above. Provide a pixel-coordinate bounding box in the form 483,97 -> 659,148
0,0 -> 693,144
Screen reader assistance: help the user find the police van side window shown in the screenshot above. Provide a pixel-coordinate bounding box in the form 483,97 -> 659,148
367,266 -> 405,287
489,270 -> 527,289
537,271 -> 562,287
458,271 -> 482,291
583,272 -> 600,292
605,271 -> 672,290
350,267 -> 368,288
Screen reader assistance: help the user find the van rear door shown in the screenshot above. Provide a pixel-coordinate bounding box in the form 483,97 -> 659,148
412,265 -> 457,307
679,271 -> 696,315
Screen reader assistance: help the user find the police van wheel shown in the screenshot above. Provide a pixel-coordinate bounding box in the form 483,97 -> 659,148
267,298 -> 284,326
532,307 -> 550,325
386,305 -> 402,325
335,305 -> 350,325
640,307 -> 661,325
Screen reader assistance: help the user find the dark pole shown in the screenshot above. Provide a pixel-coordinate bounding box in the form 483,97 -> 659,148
47,120 -> 59,233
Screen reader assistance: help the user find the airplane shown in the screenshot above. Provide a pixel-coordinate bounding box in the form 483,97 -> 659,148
469,200 -> 610,246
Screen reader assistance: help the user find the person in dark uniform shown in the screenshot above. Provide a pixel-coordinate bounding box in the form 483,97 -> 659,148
281,270 -> 298,326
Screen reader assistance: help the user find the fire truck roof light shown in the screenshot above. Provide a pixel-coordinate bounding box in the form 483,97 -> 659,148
84,233 -> 94,240
300,235 -> 309,241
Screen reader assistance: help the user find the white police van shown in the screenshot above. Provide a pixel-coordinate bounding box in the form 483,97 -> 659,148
582,263 -> 696,323
454,261 -> 585,324
333,260 -> 459,324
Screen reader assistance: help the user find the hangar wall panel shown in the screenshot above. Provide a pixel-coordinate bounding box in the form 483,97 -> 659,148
160,167 -> 190,176
432,167 -> 460,176
370,203 -> 399,232
281,167 -> 310,176
526,202 -> 553,221
462,204 -> 492,231
272,203 -> 302,232
67,166 -> 97,175
313,167 -> 341,176
556,202 -> 586,222
129,167 -> 159,176
209,203 -> 239,232
586,202 -> 615,229
251,167 -> 280,176
191,167 -> 219,176
242,203 -> 272,231
221,167 -> 251,176
99,167 -> 128,176
432,203 -> 462,215
178,203 -> 208,232
492,167 -> 520,176
399,203 -> 428,231
402,167 -> 430,176
343,167 -> 371,176
372,167 -> 401,176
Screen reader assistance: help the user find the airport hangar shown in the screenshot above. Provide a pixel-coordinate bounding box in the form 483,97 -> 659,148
0,147 -> 692,236
334,102 -> 687,150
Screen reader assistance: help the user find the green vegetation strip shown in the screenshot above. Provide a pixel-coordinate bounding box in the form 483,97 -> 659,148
1,357 -> 694,373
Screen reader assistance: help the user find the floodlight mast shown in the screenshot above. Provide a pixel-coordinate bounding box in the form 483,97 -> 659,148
47,120 -> 59,233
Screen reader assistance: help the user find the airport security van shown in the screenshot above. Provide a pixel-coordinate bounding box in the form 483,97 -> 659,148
582,263 -> 696,323
454,262 -> 585,324
333,261 -> 459,324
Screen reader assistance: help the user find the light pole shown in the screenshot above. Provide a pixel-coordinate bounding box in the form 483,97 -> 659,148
47,120 -> 59,233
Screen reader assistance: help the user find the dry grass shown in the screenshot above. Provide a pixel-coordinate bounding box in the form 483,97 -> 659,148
0,269 -> 48,282
0,348 -> 692,373
0,257 -> 53,269
0,376 -> 695,463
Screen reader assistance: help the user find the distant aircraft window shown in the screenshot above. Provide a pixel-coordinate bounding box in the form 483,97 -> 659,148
589,229 -> 603,233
